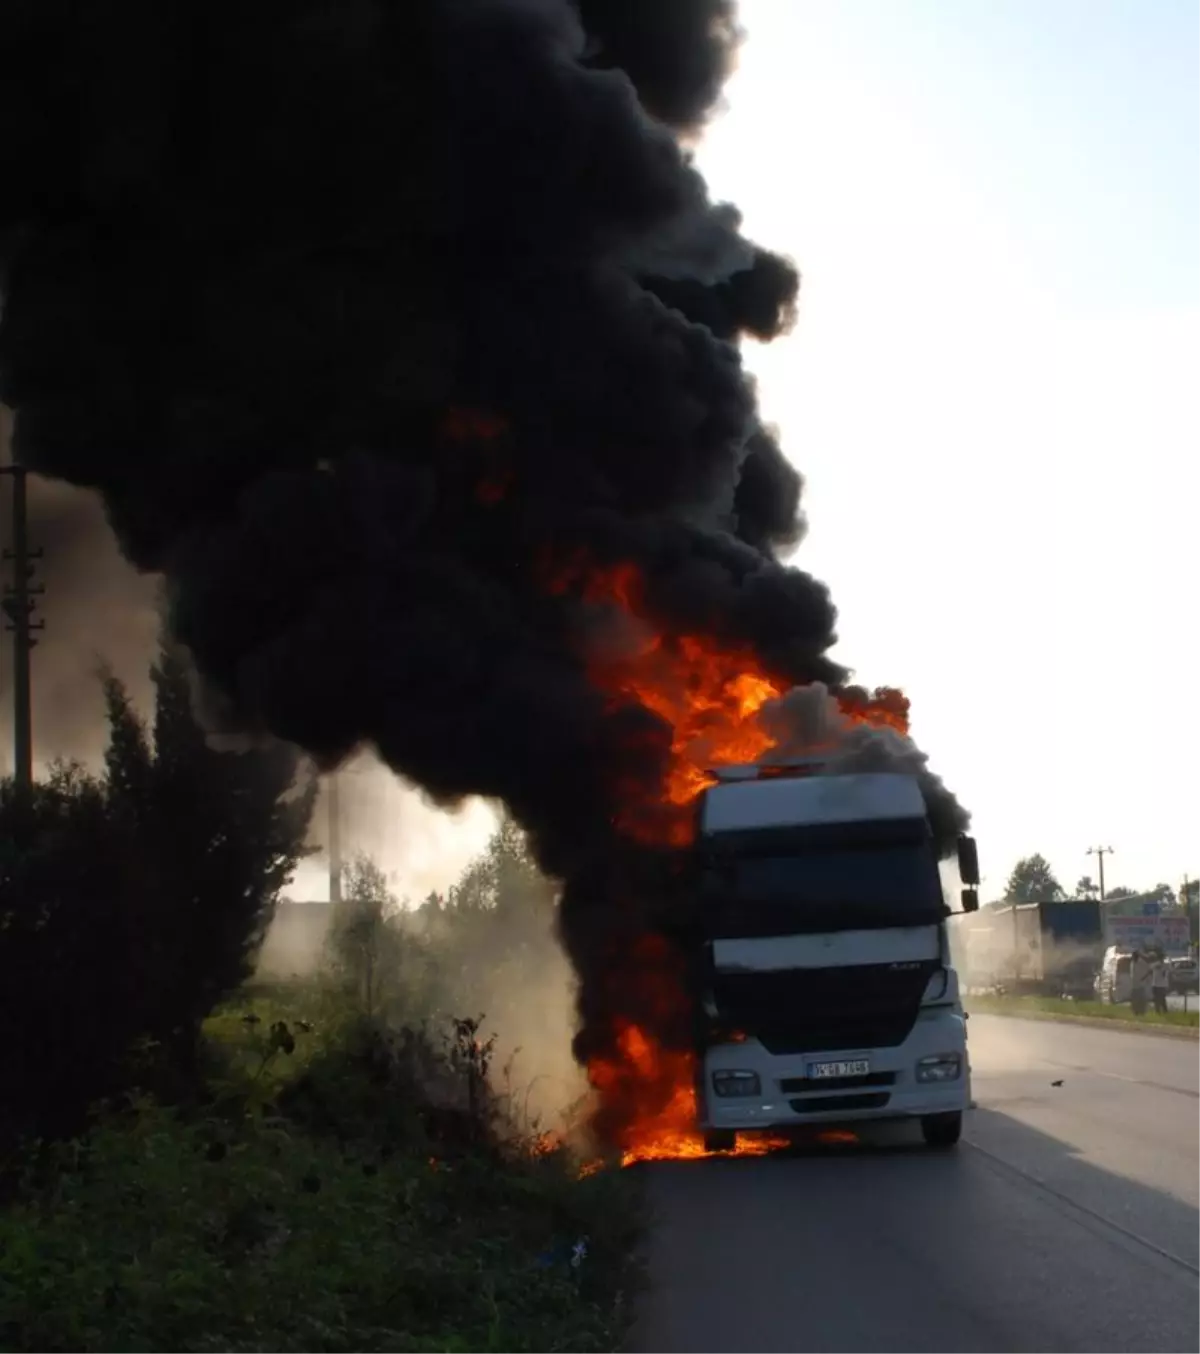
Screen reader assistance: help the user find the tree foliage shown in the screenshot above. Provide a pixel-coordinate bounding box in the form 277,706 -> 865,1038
0,639 -> 315,1144
326,856 -> 431,1021
1005,853 -> 1065,904
1183,881 -> 1200,944
325,814 -> 562,1032
424,815 -> 562,1035
1105,885 -> 1137,902
0,762 -> 136,1141
105,646 -> 317,1055
1104,883 -> 1178,911
1147,882 -> 1177,911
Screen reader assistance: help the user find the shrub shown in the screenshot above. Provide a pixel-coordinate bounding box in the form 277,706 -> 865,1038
0,1045 -> 641,1352
0,639 -> 314,1149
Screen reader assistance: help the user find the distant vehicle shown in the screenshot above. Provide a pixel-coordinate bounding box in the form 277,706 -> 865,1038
1095,947 -> 1134,1005
690,761 -> 979,1152
1167,956 -> 1198,996
983,901 -> 1104,999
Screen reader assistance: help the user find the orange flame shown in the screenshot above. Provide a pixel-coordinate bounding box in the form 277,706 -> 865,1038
441,407 -> 513,504
545,555 -> 912,1164
589,1020 -> 791,1165
548,557 -> 909,848
440,408 -> 507,441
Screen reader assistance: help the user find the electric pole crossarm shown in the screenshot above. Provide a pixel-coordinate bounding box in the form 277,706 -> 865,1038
1087,845 -> 1115,901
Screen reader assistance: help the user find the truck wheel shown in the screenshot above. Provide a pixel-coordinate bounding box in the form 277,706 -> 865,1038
920,1112 -> 962,1150
703,1129 -> 737,1153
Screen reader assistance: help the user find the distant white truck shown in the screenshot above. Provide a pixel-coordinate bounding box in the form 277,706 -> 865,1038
692,762 -> 979,1150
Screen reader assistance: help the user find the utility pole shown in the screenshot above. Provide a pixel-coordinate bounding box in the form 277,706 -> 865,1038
1009,896 -> 1020,989
1,457 -> 44,799
1087,845 -> 1114,901
328,772 -> 343,904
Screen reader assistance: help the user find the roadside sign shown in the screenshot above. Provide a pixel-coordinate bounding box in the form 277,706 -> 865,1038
1106,914 -> 1189,954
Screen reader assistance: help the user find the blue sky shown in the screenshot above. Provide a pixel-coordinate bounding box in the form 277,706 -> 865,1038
820,0 -> 1199,310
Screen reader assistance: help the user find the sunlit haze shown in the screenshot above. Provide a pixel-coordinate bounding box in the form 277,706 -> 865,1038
289,755 -> 498,903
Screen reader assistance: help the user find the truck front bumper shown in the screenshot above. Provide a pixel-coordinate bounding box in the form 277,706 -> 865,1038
699,1009 -> 971,1132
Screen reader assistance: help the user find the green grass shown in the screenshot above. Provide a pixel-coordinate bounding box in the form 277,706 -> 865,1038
201,980 -> 350,1089
967,992 -> 1199,1031
0,989 -> 642,1353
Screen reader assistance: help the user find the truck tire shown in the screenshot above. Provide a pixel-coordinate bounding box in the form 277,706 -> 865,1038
920,1112 -> 962,1149
703,1129 -> 737,1153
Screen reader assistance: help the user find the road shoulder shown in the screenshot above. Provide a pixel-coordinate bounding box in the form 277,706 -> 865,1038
967,1006 -> 1199,1041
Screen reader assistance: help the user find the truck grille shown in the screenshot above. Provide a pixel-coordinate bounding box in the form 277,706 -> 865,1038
788,1092 -> 891,1114
712,959 -> 938,1055
757,1024 -> 909,1055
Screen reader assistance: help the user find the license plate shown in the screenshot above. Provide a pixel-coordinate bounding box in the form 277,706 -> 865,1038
808,1058 -> 870,1080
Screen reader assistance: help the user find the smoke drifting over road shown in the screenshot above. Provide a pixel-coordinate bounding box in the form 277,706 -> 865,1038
0,0 -> 967,1142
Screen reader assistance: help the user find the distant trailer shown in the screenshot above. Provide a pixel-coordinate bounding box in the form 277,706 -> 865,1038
984,901 -> 1104,998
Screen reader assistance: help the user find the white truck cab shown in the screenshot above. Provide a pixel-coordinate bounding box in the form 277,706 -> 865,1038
692,762 -> 979,1150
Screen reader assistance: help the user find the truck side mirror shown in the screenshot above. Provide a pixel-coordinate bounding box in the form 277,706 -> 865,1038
957,835 -> 980,886
961,888 -> 979,914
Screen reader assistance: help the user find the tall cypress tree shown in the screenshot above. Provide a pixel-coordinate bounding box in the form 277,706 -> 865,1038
106,640 -> 317,1065
0,640 -> 315,1142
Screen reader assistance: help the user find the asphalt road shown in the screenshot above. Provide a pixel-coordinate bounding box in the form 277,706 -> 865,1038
631,1015 -> 1199,1353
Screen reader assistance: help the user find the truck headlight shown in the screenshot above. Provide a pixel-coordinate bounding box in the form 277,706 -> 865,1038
915,1053 -> 961,1083
712,1070 -> 761,1097
922,968 -> 950,1004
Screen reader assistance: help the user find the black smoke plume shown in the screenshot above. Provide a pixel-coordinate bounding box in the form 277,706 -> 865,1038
0,0 -> 966,1133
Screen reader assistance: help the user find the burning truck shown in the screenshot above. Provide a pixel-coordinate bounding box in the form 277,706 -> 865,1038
691,761 -> 978,1151
545,560 -> 978,1158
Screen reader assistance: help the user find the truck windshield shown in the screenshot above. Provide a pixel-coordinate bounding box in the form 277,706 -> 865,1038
701,841 -> 945,935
